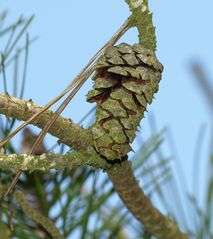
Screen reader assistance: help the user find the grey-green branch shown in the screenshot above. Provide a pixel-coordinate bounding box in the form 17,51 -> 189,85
108,161 -> 188,239
0,93 -> 93,152
14,190 -> 63,239
0,151 -> 108,172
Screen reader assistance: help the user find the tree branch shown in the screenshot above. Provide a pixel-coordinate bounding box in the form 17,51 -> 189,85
107,161 -> 188,239
125,0 -> 156,51
0,93 -> 93,152
14,190 -> 63,239
0,151 -> 108,172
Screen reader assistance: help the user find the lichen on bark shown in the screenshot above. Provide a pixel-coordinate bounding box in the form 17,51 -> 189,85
125,0 -> 157,51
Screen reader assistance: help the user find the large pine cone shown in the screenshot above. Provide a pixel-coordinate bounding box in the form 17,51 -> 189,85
87,43 -> 163,161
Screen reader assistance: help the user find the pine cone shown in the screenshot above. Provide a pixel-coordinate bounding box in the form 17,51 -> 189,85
87,43 -> 163,161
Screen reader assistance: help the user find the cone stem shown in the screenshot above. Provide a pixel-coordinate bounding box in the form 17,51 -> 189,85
125,0 -> 157,51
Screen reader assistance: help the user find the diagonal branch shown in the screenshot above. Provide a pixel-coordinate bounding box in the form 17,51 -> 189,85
108,161 -> 188,239
14,190 -> 63,239
0,93 -> 93,152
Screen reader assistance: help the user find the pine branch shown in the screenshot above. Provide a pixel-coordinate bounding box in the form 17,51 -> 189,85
14,190 -> 63,239
108,161 -> 188,239
125,0 -> 156,51
0,93 -> 93,152
0,151 -> 108,172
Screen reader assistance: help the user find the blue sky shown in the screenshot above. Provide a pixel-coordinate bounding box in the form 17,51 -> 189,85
1,0 -> 213,221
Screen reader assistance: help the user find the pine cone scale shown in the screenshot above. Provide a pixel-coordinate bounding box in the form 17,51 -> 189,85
87,43 -> 163,160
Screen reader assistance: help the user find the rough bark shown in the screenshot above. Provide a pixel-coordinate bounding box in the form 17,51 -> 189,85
0,151 -> 108,172
0,93 -> 93,152
107,161 -> 188,239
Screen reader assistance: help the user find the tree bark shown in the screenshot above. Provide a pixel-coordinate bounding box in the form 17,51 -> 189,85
108,161 -> 188,239
0,93 -> 93,152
